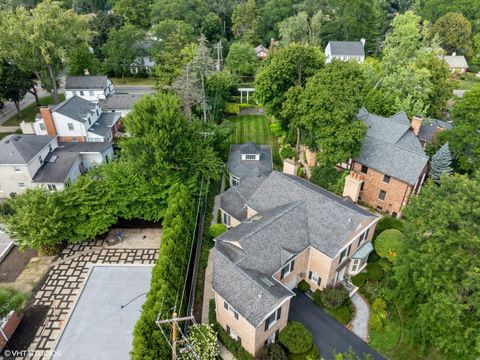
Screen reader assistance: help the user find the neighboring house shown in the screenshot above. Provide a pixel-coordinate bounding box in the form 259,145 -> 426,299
100,94 -> 144,116
31,96 -> 122,143
227,142 -> 273,186
255,45 -> 269,60
413,116 -> 453,149
439,54 -> 469,73
131,38 -> 156,74
214,171 -> 379,356
0,135 -> 113,197
325,40 -> 365,63
343,108 -> 429,216
65,76 -> 115,102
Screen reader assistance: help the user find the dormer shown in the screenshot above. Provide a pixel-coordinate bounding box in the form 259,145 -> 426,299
239,142 -> 261,161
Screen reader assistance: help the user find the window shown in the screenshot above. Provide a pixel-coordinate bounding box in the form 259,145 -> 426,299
357,229 -> 369,246
18,183 -> 25,189
361,165 -> 368,174
68,123 -> 74,131
79,91 -> 84,96
231,176 -> 239,186
224,301 -> 239,320
383,175 -> 390,183
351,259 -> 360,272
223,212 -> 231,227
72,138 -> 78,142
38,156 -> 44,165
39,123 -> 46,131
378,190 -> 386,201
360,181 -> 364,191
48,144 -> 52,152
47,184 -> 57,191
280,259 -> 295,280
245,154 -> 257,160
89,90 -> 94,96
339,248 -> 348,264
13,165 -> 21,173
264,307 -> 282,331
308,271 -> 321,286
376,206 -> 383,211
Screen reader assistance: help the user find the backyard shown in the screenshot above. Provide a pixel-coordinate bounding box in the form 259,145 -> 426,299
223,114 -> 282,167
2,94 -> 65,127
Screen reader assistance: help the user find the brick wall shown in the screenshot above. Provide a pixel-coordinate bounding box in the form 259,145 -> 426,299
0,312 -> 21,351
352,161 -> 416,215
40,107 -> 57,136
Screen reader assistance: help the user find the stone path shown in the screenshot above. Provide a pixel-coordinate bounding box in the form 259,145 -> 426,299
23,239 -> 158,359
351,292 -> 370,341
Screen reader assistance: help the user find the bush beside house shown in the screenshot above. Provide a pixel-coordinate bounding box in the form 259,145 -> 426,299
297,280 -> 310,293
311,286 -> 353,325
374,229 -> 405,263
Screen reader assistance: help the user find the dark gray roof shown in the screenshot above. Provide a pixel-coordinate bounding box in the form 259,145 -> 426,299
356,109 -> 429,185
220,174 -> 268,221
214,172 -> 377,325
53,96 -> 97,124
0,135 -> 54,164
328,41 -> 365,56
101,94 -> 143,110
65,76 -> 109,90
88,112 -> 120,137
418,119 -> 453,143
228,143 -> 273,179
247,172 -> 376,258
32,142 -> 112,183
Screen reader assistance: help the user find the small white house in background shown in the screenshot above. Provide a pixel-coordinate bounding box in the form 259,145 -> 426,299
325,39 -> 366,63
130,56 -> 156,74
439,53 -> 469,73
100,93 -> 144,116
65,76 -> 115,102
30,96 -> 122,143
255,45 -> 269,60
0,135 -> 113,197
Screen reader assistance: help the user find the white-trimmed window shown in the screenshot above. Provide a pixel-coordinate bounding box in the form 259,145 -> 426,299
264,307 -> 282,331
13,165 -> 21,173
357,228 -> 369,247
280,258 -> 295,280
18,183 -> 26,189
223,212 -> 231,227
38,156 -> 44,165
47,184 -> 57,191
226,325 -> 240,343
231,175 -> 239,186
68,123 -> 74,131
224,301 -> 239,320
308,271 -> 321,286
39,123 -> 46,131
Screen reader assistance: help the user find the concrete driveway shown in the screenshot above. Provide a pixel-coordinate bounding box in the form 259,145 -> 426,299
289,290 -> 384,360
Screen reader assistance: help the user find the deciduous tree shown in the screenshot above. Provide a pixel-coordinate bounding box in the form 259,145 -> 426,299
433,12 -> 472,55
0,62 -> 34,118
112,0 -> 150,29
232,0 -> 260,45
225,42 -> 258,77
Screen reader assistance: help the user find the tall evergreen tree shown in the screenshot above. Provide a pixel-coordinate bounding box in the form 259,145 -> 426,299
429,143 -> 453,182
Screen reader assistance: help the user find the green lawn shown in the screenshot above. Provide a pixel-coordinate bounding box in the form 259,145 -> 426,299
111,77 -> 155,86
223,115 -> 282,167
455,78 -> 480,90
3,94 -> 65,127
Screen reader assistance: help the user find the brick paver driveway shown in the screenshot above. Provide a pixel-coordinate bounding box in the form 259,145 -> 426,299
19,239 -> 158,359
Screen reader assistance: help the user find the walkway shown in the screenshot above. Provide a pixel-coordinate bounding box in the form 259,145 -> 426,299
211,175 -> 225,225
351,293 -> 370,341
289,290 -> 384,360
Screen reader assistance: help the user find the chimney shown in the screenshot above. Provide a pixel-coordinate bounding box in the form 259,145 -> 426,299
283,159 -> 299,176
411,115 -> 423,136
360,38 -> 366,47
342,171 -> 363,203
40,106 -> 57,136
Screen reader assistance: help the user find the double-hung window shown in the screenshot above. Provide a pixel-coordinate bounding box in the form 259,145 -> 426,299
68,123 -> 74,131
339,244 -> 351,264
357,228 -> 369,247
264,307 -> 282,331
224,301 -> 239,320
280,258 -> 295,280
223,212 -> 231,227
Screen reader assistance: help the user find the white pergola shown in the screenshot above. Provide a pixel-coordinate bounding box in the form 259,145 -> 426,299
238,87 -> 255,103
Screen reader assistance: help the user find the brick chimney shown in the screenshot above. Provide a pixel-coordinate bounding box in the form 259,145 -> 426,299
283,159 -> 299,176
40,106 -> 57,136
411,115 -> 423,136
342,171 -> 363,203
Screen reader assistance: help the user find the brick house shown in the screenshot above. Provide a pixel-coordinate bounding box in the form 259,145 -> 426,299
214,171 -> 379,356
343,108 -> 429,216
412,116 -> 453,149
29,96 -> 122,143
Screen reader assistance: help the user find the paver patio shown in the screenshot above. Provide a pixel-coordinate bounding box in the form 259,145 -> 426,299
9,237 -> 159,360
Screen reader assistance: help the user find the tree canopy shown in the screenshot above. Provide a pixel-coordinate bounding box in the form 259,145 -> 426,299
225,41 -> 258,77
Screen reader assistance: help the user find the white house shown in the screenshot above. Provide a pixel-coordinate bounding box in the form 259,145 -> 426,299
0,135 -> 113,197
29,96 -> 122,143
325,39 -> 365,63
64,76 -> 115,102
439,54 -> 469,73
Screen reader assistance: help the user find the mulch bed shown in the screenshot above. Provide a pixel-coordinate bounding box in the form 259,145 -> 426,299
0,246 -> 37,282
1,304 -> 50,359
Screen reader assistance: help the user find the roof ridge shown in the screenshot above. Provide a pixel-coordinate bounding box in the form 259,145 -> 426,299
366,133 -> 427,158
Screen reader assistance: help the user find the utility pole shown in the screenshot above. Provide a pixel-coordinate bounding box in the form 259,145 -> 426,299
157,312 -> 195,360
214,41 -> 223,72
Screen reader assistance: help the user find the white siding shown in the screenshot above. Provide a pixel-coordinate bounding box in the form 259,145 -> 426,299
25,139 -> 58,178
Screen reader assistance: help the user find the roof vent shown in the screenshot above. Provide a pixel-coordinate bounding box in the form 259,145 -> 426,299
48,155 -> 58,163
261,277 -> 275,287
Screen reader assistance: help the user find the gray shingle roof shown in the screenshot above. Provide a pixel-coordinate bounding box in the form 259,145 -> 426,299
418,119 -> 453,143
32,142 -> 112,183
88,112 -> 120,137
214,172 -> 377,325
328,41 -> 365,56
53,96 -> 97,124
0,135 -> 54,164
356,109 -> 429,185
100,94 -> 143,111
440,55 -> 468,69
228,143 -> 273,179
65,76 -> 109,90
220,174 -> 268,221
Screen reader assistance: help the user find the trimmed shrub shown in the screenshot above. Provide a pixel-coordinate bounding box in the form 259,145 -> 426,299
370,312 -> 383,331
368,250 -> 380,263
374,229 -> 405,263
279,321 -> 313,354
366,262 -> 384,282
306,344 -> 321,359
208,223 -> 227,238
208,299 -> 216,325
351,272 -> 367,287
0,288 -> 27,316
280,144 -> 296,160
320,285 -> 349,309
297,280 -> 311,293
330,302 -> 353,325
255,343 -> 287,360
224,102 -> 240,115
374,216 -> 404,237
312,289 -> 323,307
